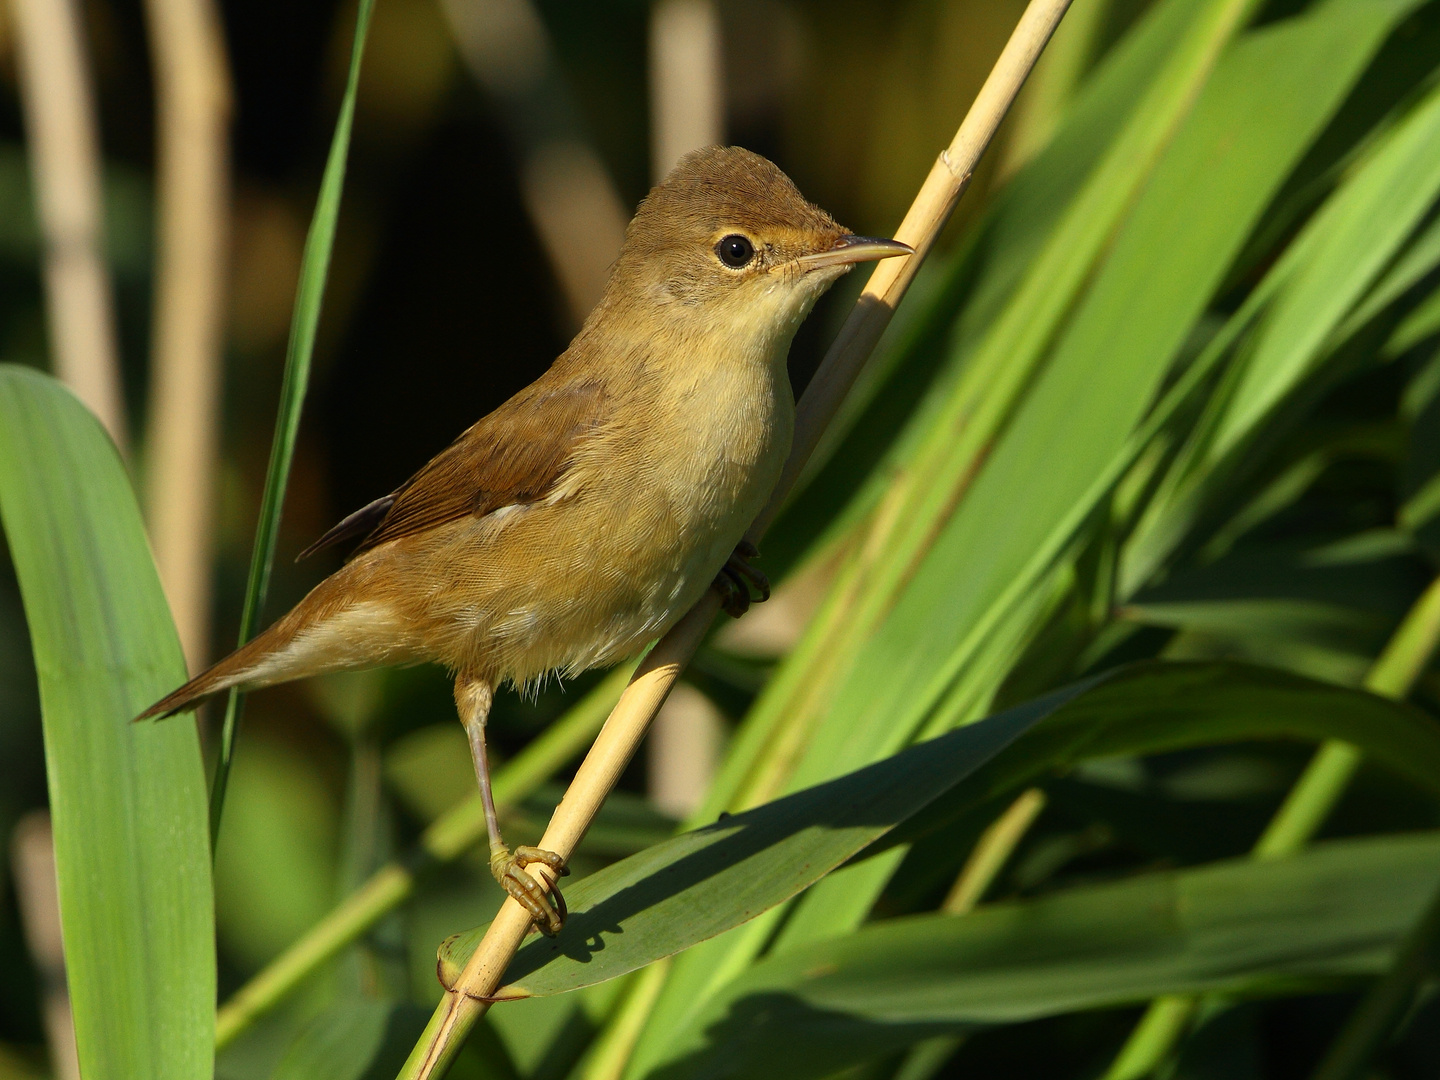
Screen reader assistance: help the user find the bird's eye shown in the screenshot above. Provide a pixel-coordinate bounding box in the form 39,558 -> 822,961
716,234 -> 755,269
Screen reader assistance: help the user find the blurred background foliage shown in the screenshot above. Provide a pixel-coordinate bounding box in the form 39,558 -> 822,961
3,0 -> 1440,1078
0,0 -> 1046,1069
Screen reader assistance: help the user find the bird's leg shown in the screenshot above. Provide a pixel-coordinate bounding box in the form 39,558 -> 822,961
455,675 -> 569,936
712,540 -> 770,618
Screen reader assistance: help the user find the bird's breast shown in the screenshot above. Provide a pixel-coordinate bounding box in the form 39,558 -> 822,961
409,336 -> 797,687
640,343 -> 794,549
547,340 -> 794,650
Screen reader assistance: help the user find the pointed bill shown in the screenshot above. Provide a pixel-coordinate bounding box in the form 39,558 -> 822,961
794,235 -> 914,273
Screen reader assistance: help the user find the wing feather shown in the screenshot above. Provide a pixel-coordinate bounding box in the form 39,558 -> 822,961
304,374 -> 607,559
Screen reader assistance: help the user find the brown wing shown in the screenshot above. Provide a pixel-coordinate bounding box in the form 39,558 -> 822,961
306,374 -> 607,560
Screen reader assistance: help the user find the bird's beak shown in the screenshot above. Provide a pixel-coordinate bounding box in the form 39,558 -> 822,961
794,234 -> 914,273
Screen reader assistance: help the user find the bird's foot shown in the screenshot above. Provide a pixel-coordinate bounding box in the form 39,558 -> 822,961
712,540 -> 770,618
490,843 -> 569,936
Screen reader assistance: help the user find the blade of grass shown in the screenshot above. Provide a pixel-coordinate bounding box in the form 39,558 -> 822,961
0,366 -> 213,1080
435,659 -> 1440,1000
1123,69 -> 1440,594
436,685 -> 1080,997
209,0 -> 376,848
766,0 -> 1218,577
652,831 -> 1440,1080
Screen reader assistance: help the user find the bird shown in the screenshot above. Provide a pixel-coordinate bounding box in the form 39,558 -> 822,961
138,145 -> 911,934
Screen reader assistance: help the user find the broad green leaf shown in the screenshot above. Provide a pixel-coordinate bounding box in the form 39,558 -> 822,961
0,366 -> 213,1080
1390,279 -> 1440,357
648,832 -> 1440,1080
767,0 -> 1214,573
1342,199 -> 1440,340
440,661 -> 1440,1003
437,682 -> 1088,997
1124,75 -> 1440,590
800,0 -> 1418,798
1120,538 -> 1425,671
895,661 -> 1440,858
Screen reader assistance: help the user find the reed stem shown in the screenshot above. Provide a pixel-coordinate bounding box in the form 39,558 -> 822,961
9,0 -> 127,449
140,0 -> 233,671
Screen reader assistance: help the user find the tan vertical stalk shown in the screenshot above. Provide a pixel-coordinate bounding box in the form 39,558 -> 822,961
10,813 -> 79,1080
9,0 -> 128,449
439,0 -> 629,327
649,0 -> 723,178
398,2 -> 1074,1076
141,0 -> 232,670
646,0 -> 726,817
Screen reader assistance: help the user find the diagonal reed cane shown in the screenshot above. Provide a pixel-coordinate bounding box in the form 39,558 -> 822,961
400,2 -> 1075,1074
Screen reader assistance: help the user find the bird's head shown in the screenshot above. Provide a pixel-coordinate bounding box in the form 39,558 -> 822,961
603,146 -> 911,345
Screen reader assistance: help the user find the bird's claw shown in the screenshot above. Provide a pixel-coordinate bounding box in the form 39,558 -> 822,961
490,844 -> 569,936
712,541 -> 770,618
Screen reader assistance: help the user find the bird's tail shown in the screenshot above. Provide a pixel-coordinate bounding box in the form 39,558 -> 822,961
138,553 -> 419,722
136,618 -> 298,721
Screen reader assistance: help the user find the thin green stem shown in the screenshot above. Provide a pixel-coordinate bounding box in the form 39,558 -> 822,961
1104,998 -> 1201,1080
214,666 -> 627,1049
943,787 -> 1048,913
396,999 -> 464,1080
890,788 -> 1051,1080
1363,569 -> 1440,697
1297,573 -> 1440,1079
208,0 -> 376,850
577,960 -> 672,1080
1251,740 -> 1364,860
1103,571 -> 1440,1078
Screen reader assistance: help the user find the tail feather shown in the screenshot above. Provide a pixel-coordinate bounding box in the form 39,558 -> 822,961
138,553 -> 412,722
135,629 -> 281,720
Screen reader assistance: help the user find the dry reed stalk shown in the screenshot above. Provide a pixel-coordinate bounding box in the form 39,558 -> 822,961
439,0 -> 629,327
649,0 -> 724,179
141,0 -> 232,670
647,0 -> 727,818
9,0 -> 128,450
10,813 -> 78,1080
406,2 -> 1075,1074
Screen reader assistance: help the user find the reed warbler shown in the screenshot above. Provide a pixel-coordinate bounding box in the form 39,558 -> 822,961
140,146 -> 910,934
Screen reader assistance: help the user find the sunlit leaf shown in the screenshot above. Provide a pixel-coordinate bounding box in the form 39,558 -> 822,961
652,832 -> 1440,1080
0,366 -> 213,1080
